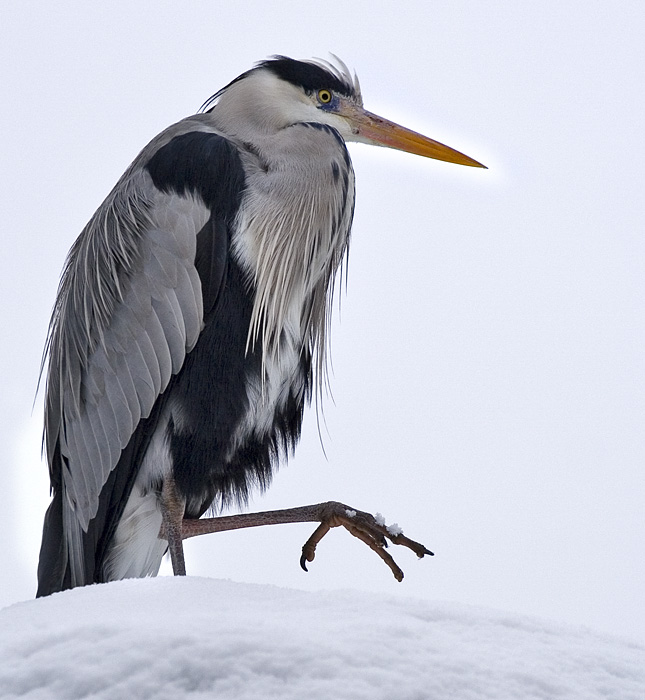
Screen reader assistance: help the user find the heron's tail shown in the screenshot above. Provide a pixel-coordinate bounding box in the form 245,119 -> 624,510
36,487 -> 70,596
36,405 -> 170,597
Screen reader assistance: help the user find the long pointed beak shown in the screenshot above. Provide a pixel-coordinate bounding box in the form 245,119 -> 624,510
343,104 -> 486,168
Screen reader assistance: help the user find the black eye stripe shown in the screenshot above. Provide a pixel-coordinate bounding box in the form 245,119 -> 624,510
260,56 -> 355,97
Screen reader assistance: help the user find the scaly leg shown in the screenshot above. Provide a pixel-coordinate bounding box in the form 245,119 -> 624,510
159,476 -> 187,576
159,501 -> 433,582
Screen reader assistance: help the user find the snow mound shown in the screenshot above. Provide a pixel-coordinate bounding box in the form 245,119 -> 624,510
1,577 -> 643,699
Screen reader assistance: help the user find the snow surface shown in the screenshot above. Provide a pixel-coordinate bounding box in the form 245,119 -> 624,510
1,578 -> 643,700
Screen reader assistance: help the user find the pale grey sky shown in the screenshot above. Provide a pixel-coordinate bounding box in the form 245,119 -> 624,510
1,1 -> 644,642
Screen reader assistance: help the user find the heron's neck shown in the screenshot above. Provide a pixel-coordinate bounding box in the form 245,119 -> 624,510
231,122 -> 355,388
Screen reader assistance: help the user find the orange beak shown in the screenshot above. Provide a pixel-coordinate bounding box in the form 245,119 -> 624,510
341,102 -> 486,168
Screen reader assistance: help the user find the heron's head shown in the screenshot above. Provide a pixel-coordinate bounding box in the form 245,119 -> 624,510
205,55 -> 485,168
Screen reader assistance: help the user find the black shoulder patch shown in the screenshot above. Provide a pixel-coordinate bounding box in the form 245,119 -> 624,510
259,56 -> 354,97
145,131 -> 245,218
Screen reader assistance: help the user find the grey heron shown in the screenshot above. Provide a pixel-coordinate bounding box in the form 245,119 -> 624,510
37,56 -> 485,596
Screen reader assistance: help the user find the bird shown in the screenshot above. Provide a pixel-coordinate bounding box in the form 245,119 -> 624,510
36,55 -> 485,597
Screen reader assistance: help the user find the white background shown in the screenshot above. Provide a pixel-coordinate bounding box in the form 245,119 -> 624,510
1,1 -> 643,642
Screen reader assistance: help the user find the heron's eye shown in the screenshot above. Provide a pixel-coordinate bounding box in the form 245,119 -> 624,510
317,89 -> 333,104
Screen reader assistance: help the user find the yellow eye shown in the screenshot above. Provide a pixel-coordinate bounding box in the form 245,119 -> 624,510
317,89 -> 332,104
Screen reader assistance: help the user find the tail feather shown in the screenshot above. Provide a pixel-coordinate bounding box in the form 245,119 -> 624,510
36,487 -> 69,597
36,396 -> 170,596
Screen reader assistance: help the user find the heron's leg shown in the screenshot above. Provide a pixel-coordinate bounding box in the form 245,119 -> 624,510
163,501 -> 432,582
159,476 -> 187,576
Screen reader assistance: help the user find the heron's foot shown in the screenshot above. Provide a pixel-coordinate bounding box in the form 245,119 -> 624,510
300,501 -> 433,582
161,500 -> 432,582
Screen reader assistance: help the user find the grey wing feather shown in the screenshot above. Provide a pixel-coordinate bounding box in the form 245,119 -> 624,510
46,168 -> 210,533
151,289 -> 187,374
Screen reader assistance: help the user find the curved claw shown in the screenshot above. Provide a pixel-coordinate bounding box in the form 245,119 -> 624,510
388,532 -> 435,558
298,502 -> 432,582
300,521 -> 332,572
